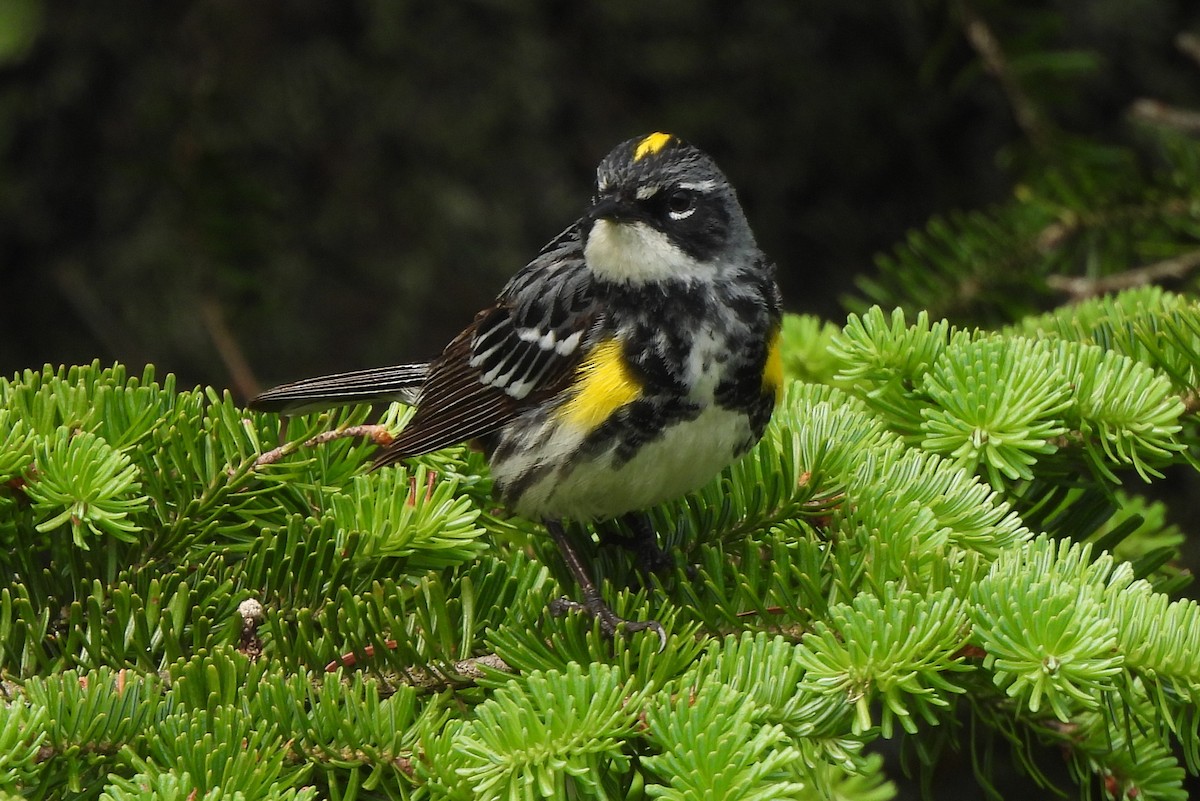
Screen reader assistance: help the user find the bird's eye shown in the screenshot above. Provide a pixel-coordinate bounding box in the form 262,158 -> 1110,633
666,189 -> 697,220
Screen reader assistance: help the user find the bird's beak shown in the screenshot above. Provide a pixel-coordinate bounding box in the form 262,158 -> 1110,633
586,194 -> 640,226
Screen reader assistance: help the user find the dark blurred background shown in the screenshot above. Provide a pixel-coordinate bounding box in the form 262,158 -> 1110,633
3,0 -> 1198,400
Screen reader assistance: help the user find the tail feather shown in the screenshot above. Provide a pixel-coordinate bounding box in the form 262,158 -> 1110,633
249,363 -> 430,414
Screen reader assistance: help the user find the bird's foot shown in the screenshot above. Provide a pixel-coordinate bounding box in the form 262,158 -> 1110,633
602,512 -> 674,576
548,594 -> 667,652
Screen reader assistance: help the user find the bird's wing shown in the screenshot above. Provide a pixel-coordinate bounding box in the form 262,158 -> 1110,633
249,363 -> 429,414
375,224 -> 600,464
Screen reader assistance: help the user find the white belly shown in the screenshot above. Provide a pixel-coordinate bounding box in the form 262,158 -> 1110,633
509,405 -> 753,521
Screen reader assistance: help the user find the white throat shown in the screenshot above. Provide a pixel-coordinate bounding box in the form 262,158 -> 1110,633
584,219 -> 707,284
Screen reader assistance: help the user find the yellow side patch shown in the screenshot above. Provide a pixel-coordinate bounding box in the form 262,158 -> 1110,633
763,328 -> 784,403
560,338 -> 642,431
633,132 -> 673,162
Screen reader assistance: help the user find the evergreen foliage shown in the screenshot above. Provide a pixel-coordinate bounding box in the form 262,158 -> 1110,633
4,7 -> 1200,798
3,279 -> 1200,798
854,135 -> 1200,328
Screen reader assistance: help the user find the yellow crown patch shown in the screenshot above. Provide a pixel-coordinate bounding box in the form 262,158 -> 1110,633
633,132 -> 673,162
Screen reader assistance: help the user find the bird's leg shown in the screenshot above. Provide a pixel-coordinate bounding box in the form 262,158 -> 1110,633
611,511 -> 674,575
545,519 -> 666,649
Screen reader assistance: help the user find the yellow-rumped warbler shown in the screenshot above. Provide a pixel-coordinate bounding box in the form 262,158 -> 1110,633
251,132 -> 783,640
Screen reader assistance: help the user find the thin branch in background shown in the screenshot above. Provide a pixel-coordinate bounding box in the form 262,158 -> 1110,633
201,296 -> 260,400
1177,32 -> 1200,69
52,262 -> 148,366
955,0 -> 1051,152
1046,249 -> 1200,301
1128,99 -> 1200,136
1125,33 -> 1200,137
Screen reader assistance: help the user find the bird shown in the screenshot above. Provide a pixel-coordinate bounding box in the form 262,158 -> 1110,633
250,132 -> 783,643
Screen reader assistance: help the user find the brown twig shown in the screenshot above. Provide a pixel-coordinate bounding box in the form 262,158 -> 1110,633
1127,98 -> 1200,136
1178,32 -> 1200,69
325,645 -> 514,690
200,296 -> 260,401
956,0 -> 1051,151
253,424 -> 395,468
53,262 -> 149,365
1125,33 -> 1200,136
1124,34 -> 1200,136
398,654 -> 514,690
1045,249 -> 1200,301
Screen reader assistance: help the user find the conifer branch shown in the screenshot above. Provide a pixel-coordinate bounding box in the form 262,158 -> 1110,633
955,0 -> 1051,150
199,296 -> 261,401
1128,99 -> 1200,136
1177,32 -> 1200,69
1047,249 -> 1200,300
324,645 -> 514,689
252,423 -> 394,467
393,654 -> 515,691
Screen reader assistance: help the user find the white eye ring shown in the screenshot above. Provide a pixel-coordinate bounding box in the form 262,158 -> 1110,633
666,189 -> 698,221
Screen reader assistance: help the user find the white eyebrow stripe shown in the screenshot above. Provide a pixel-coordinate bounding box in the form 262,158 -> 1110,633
635,185 -> 659,200
676,179 -> 720,192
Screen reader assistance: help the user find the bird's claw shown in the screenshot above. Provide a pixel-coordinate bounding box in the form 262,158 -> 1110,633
548,596 -> 668,652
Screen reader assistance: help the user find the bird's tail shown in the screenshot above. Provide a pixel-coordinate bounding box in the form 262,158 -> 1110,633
248,363 -> 430,414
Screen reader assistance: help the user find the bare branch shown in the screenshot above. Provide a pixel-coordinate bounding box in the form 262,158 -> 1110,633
956,1 -> 1051,151
396,654 -> 515,691
1178,32 -> 1200,69
1046,249 -> 1200,301
253,424 -> 395,468
325,642 -> 515,690
201,297 -> 261,400
1128,99 -> 1200,136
